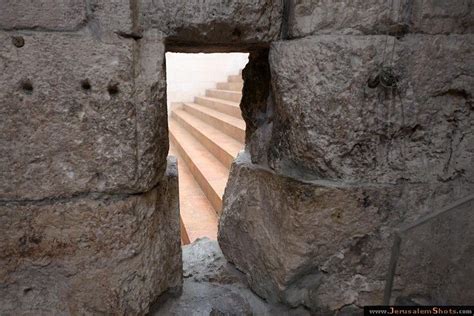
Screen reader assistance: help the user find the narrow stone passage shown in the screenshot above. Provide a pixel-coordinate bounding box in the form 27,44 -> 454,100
168,70 -> 245,243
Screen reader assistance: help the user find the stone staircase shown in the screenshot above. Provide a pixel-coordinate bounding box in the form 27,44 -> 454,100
169,72 -> 245,244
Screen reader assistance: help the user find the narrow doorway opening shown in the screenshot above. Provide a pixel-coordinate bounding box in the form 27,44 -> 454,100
165,52 -> 249,244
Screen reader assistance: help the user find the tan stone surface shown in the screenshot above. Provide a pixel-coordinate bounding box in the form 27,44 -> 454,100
169,145 -> 218,242
0,31 -> 168,200
0,158 -> 182,315
267,34 -> 474,185
219,153 -> 472,313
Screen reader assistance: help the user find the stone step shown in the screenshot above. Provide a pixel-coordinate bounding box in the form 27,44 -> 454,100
169,143 -> 219,242
180,215 -> 191,245
216,81 -> 243,91
194,96 -> 242,119
206,89 -> 242,103
169,118 -> 228,214
228,74 -> 243,83
172,109 -> 243,169
182,103 -> 245,143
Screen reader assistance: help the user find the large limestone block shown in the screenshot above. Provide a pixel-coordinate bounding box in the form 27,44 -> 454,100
267,34 -> 474,185
0,158 -> 182,315
218,153 -> 472,313
0,0 -> 87,31
0,0 -> 135,35
288,0 -> 473,38
140,0 -> 283,47
0,31 -> 168,200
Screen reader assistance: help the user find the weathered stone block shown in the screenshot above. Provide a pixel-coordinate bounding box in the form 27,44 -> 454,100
267,34 -> 473,185
0,158 -> 182,315
288,0 -> 404,38
0,0 -> 87,31
387,195 -> 474,305
88,0 -> 135,35
287,0 -> 473,38
409,0 -> 474,34
140,0 -> 283,47
0,31 -> 168,200
218,153 -> 472,313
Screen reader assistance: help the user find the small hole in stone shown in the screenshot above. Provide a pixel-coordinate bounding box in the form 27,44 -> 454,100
367,74 -> 380,89
81,79 -> 91,90
23,287 -> 32,294
12,36 -> 25,48
232,28 -> 242,38
20,79 -> 33,94
107,81 -> 119,96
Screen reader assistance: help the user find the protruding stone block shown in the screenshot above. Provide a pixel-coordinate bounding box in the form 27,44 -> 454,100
268,34 -> 473,185
0,158 -> 182,315
218,152 -> 472,313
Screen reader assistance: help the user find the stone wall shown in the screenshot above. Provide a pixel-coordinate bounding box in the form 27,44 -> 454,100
1,0 -> 472,314
0,0 -> 281,314
220,0 -> 473,314
0,1 -> 178,313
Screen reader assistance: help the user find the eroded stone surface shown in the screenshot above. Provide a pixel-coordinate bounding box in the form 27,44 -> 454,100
0,31 -> 168,200
0,0 -> 87,31
388,196 -> 474,305
0,158 -> 182,315
1,0 -> 473,314
266,34 -> 473,185
218,153 -> 472,313
288,0 -> 474,38
140,0 -> 283,47
152,238 -> 310,316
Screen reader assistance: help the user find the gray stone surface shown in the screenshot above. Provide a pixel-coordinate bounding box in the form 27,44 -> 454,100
0,158 -> 182,315
266,34 -> 473,185
218,153 -> 472,313
288,0 -> 474,38
387,195 -> 474,305
0,0 -> 87,31
408,0 -> 474,34
152,238 -> 309,316
0,31 -> 168,200
88,0 -> 134,35
140,0 -> 283,48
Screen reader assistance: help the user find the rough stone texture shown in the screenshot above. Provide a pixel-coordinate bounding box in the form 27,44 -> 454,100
152,238 -> 309,315
88,0 -> 135,35
241,48 -> 272,147
0,158 -> 182,315
140,0 -> 283,48
0,0 -> 88,31
266,34 -> 474,186
226,25 -> 473,312
219,153 -> 472,313
0,31 -> 168,200
408,0 -> 474,34
1,0 -> 474,314
387,195 -> 474,305
288,0 -> 474,38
